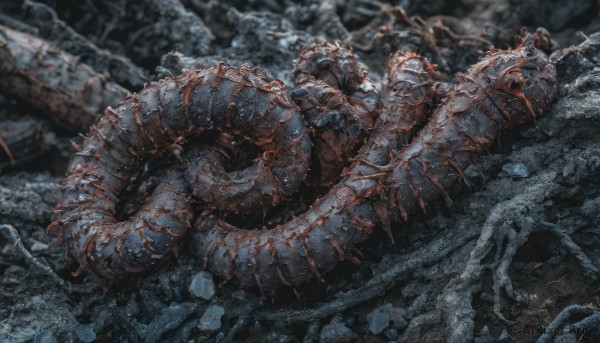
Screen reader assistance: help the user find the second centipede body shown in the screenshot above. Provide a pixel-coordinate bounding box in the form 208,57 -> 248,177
49,34 -> 556,293
192,50 -> 436,293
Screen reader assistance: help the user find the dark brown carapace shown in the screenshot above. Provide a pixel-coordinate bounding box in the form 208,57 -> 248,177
48,34 -> 556,294
291,42 -> 380,187
49,65 -> 312,278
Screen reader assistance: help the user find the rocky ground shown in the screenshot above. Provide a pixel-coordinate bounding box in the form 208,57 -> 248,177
0,0 -> 599,342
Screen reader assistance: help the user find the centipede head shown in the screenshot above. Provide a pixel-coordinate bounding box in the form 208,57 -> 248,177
470,31 -> 557,126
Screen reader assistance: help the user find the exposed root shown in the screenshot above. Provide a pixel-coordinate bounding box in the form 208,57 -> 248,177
0,224 -> 66,288
537,220 -> 600,282
490,216 -> 538,324
536,305 -> 600,343
425,172 -> 558,341
254,226 -> 478,322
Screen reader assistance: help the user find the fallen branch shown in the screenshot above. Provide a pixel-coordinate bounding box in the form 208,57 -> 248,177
17,1 -> 147,89
0,24 -> 129,132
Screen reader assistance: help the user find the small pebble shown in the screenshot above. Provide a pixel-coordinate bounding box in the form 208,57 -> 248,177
145,302 -> 197,343
73,324 -> 96,343
33,330 -> 58,343
319,323 -> 358,343
371,304 -> 407,331
27,295 -> 46,310
384,328 -> 398,340
189,271 -> 216,300
29,240 -> 49,252
198,305 -> 225,331
366,310 -> 390,335
502,162 -> 529,178
464,165 -> 483,180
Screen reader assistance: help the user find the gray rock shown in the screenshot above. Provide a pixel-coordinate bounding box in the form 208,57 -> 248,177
145,302 -> 197,343
374,304 -> 407,331
189,271 -> 216,300
366,310 -> 390,335
73,324 -> 96,343
319,323 -> 358,343
502,162 -> 529,178
29,240 -> 48,252
198,305 -> 225,332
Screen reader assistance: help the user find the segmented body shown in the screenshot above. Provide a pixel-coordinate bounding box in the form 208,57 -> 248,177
50,65 -> 311,278
291,42 -> 380,187
49,35 -> 556,292
193,50 -> 436,293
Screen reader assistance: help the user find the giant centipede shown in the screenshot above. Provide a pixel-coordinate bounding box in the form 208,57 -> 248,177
49,34 -> 556,295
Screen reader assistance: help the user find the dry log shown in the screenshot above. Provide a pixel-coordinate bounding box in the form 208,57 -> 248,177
0,24 -> 129,132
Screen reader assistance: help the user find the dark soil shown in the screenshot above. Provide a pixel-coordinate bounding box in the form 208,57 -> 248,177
1,1 -> 599,342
